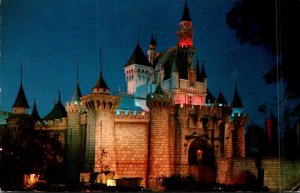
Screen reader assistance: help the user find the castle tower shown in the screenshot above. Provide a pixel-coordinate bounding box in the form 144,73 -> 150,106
177,1 -> 194,48
65,59 -> 85,187
146,84 -> 172,189
230,84 -> 247,157
81,50 -> 121,175
177,1 -> 196,75
12,66 -> 30,114
124,43 -> 153,110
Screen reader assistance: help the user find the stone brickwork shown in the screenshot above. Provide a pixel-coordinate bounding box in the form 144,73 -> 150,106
114,121 -> 149,187
216,157 -> 300,191
146,92 -> 172,189
65,101 -> 85,186
175,106 -> 190,175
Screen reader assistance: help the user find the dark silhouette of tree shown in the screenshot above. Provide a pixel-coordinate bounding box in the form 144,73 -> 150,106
226,0 -> 300,125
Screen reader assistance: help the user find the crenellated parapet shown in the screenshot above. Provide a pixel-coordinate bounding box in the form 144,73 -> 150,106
65,101 -> 85,113
35,117 -> 68,131
81,93 -> 121,112
115,110 -> 149,123
146,91 -> 172,109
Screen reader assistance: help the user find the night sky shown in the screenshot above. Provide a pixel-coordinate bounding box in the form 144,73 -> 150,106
0,0 -> 277,127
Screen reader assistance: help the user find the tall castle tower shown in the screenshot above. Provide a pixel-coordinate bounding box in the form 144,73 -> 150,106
65,60 -> 85,187
81,50 -> 121,175
146,85 -> 172,188
124,43 -> 153,110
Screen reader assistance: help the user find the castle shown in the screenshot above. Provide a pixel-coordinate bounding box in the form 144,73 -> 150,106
3,1 -> 277,190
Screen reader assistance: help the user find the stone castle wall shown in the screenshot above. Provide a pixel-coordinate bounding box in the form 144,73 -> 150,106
216,157 -> 300,191
114,121 -> 149,187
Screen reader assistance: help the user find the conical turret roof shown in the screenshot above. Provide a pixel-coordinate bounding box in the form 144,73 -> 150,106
200,59 -> 207,79
232,85 -> 243,108
13,82 -> 30,108
150,35 -> 157,46
217,90 -> 227,105
206,88 -> 215,104
31,98 -> 41,121
44,92 -> 67,120
181,1 -> 192,21
72,81 -> 82,102
125,43 -> 151,67
93,72 -> 109,91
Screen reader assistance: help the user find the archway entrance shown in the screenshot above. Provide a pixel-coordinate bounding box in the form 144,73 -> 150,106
188,138 -> 216,183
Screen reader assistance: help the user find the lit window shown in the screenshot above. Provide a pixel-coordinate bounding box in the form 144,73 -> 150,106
197,149 -> 203,163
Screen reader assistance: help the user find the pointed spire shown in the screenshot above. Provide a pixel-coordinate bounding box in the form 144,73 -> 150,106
217,89 -> 227,105
181,0 -> 191,21
58,90 -> 61,102
72,59 -> 82,102
150,34 -> 157,46
232,82 -> 243,108
200,58 -> 207,79
44,92 -> 67,120
93,49 -> 110,93
125,43 -> 151,67
12,66 -> 29,108
31,98 -> 41,121
206,88 -> 215,104
196,58 -> 201,82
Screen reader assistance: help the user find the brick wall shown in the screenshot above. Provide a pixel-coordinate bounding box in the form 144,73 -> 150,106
114,122 -> 148,187
216,157 -> 300,191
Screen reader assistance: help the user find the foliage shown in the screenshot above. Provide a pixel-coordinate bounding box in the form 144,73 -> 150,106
227,0 -> 300,109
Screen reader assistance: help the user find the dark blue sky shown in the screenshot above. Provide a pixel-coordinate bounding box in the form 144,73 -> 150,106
0,0 -> 277,127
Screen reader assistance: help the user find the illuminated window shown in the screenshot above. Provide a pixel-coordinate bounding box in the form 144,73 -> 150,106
197,149 -> 203,163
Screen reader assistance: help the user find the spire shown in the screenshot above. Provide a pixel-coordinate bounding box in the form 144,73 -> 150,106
12,66 -> 29,108
217,89 -> 227,105
125,43 -> 151,67
72,59 -> 82,102
196,58 -> 201,82
206,88 -> 215,104
181,0 -> 191,21
200,58 -> 207,79
31,98 -> 41,121
150,34 -> 157,47
93,49 -> 110,94
44,91 -> 67,120
232,82 -> 243,108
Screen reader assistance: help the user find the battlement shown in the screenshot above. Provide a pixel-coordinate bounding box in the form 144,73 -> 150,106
115,109 -> 149,123
66,101 -> 85,113
35,117 -> 68,131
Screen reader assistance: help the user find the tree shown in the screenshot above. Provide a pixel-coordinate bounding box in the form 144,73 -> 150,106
226,0 -> 300,126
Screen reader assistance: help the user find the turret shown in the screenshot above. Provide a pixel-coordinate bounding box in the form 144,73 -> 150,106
230,84 -> 247,157
81,50 -> 121,176
65,59 -> 85,188
12,67 -> 30,114
146,84 -> 172,189
177,1 -> 194,48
